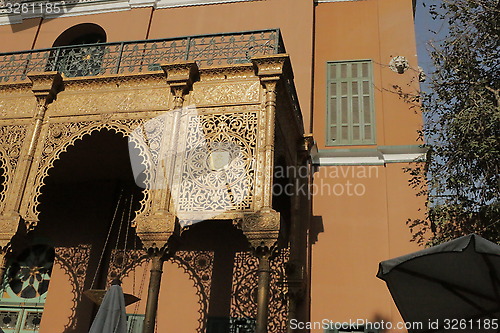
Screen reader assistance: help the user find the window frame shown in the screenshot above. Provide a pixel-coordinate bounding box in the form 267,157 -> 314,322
325,59 -> 376,146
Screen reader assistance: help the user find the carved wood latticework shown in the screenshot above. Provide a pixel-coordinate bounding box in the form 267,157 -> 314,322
22,118 -> 152,227
175,111 -> 258,214
0,54 -> 309,332
0,125 -> 28,213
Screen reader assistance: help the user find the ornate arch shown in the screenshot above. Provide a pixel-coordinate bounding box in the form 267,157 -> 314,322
20,118 -> 155,229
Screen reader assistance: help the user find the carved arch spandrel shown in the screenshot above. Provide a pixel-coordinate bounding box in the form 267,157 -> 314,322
19,117 -> 155,230
0,124 -> 28,215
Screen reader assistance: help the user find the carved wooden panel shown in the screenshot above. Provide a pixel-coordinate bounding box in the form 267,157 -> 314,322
0,124 -> 28,213
190,81 -> 260,106
172,110 -> 259,220
48,76 -> 171,117
20,117 -> 152,226
0,84 -> 35,119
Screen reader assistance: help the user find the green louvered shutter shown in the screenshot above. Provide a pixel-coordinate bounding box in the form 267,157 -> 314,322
327,60 -> 375,146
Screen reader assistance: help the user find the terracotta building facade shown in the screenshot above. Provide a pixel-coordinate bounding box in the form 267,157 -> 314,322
0,0 -> 425,332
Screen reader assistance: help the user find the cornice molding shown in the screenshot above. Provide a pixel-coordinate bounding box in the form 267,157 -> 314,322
0,0 -> 259,25
312,145 -> 427,166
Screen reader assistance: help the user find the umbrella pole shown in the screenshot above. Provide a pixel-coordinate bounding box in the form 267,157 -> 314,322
142,254 -> 164,333
256,252 -> 272,333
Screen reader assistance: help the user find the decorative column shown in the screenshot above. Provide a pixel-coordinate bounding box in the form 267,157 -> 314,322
142,249 -> 169,333
233,56 -> 291,333
252,56 -> 289,212
135,62 -> 198,249
160,62 -> 198,215
0,72 -> 61,242
136,62 -> 197,333
255,247 -> 273,333
234,212 -> 280,333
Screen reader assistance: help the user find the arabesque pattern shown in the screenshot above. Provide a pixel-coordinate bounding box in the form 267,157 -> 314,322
22,118 -> 152,227
176,112 -> 258,214
0,125 -> 27,213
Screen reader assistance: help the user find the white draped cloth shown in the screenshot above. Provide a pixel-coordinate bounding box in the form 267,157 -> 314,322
88,285 -> 127,333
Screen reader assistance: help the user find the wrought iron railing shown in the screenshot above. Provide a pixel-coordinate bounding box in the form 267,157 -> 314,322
0,29 -> 284,82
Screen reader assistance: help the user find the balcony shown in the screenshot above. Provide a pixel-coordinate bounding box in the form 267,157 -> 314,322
0,29 -> 284,82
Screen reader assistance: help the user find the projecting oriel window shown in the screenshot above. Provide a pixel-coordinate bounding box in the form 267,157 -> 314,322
326,60 -> 375,146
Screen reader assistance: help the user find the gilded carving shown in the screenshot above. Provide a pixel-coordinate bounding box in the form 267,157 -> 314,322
134,212 -> 177,251
232,210 -> 281,251
190,81 -> 260,106
0,125 -> 27,213
49,88 -> 171,116
251,55 -> 290,78
198,66 -> 255,82
21,118 -> 151,228
173,111 -> 258,215
0,54 -> 303,265
61,73 -> 167,91
0,95 -> 36,119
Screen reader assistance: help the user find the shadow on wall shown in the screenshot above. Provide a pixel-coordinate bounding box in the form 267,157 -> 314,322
310,216 -> 324,245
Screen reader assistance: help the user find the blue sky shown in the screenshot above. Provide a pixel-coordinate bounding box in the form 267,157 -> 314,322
415,1 -> 437,78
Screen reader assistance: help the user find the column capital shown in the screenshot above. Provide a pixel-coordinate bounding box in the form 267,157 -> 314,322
251,54 -> 291,80
235,210 -> 281,254
135,211 -> 179,253
28,72 -> 63,106
161,61 -> 199,97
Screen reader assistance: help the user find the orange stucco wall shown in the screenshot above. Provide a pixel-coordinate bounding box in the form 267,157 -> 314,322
313,0 -> 421,149
309,0 -> 424,331
310,164 -> 425,332
32,7 -> 153,48
0,18 -> 41,52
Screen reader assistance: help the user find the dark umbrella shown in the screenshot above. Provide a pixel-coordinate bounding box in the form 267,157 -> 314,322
377,234 -> 500,333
